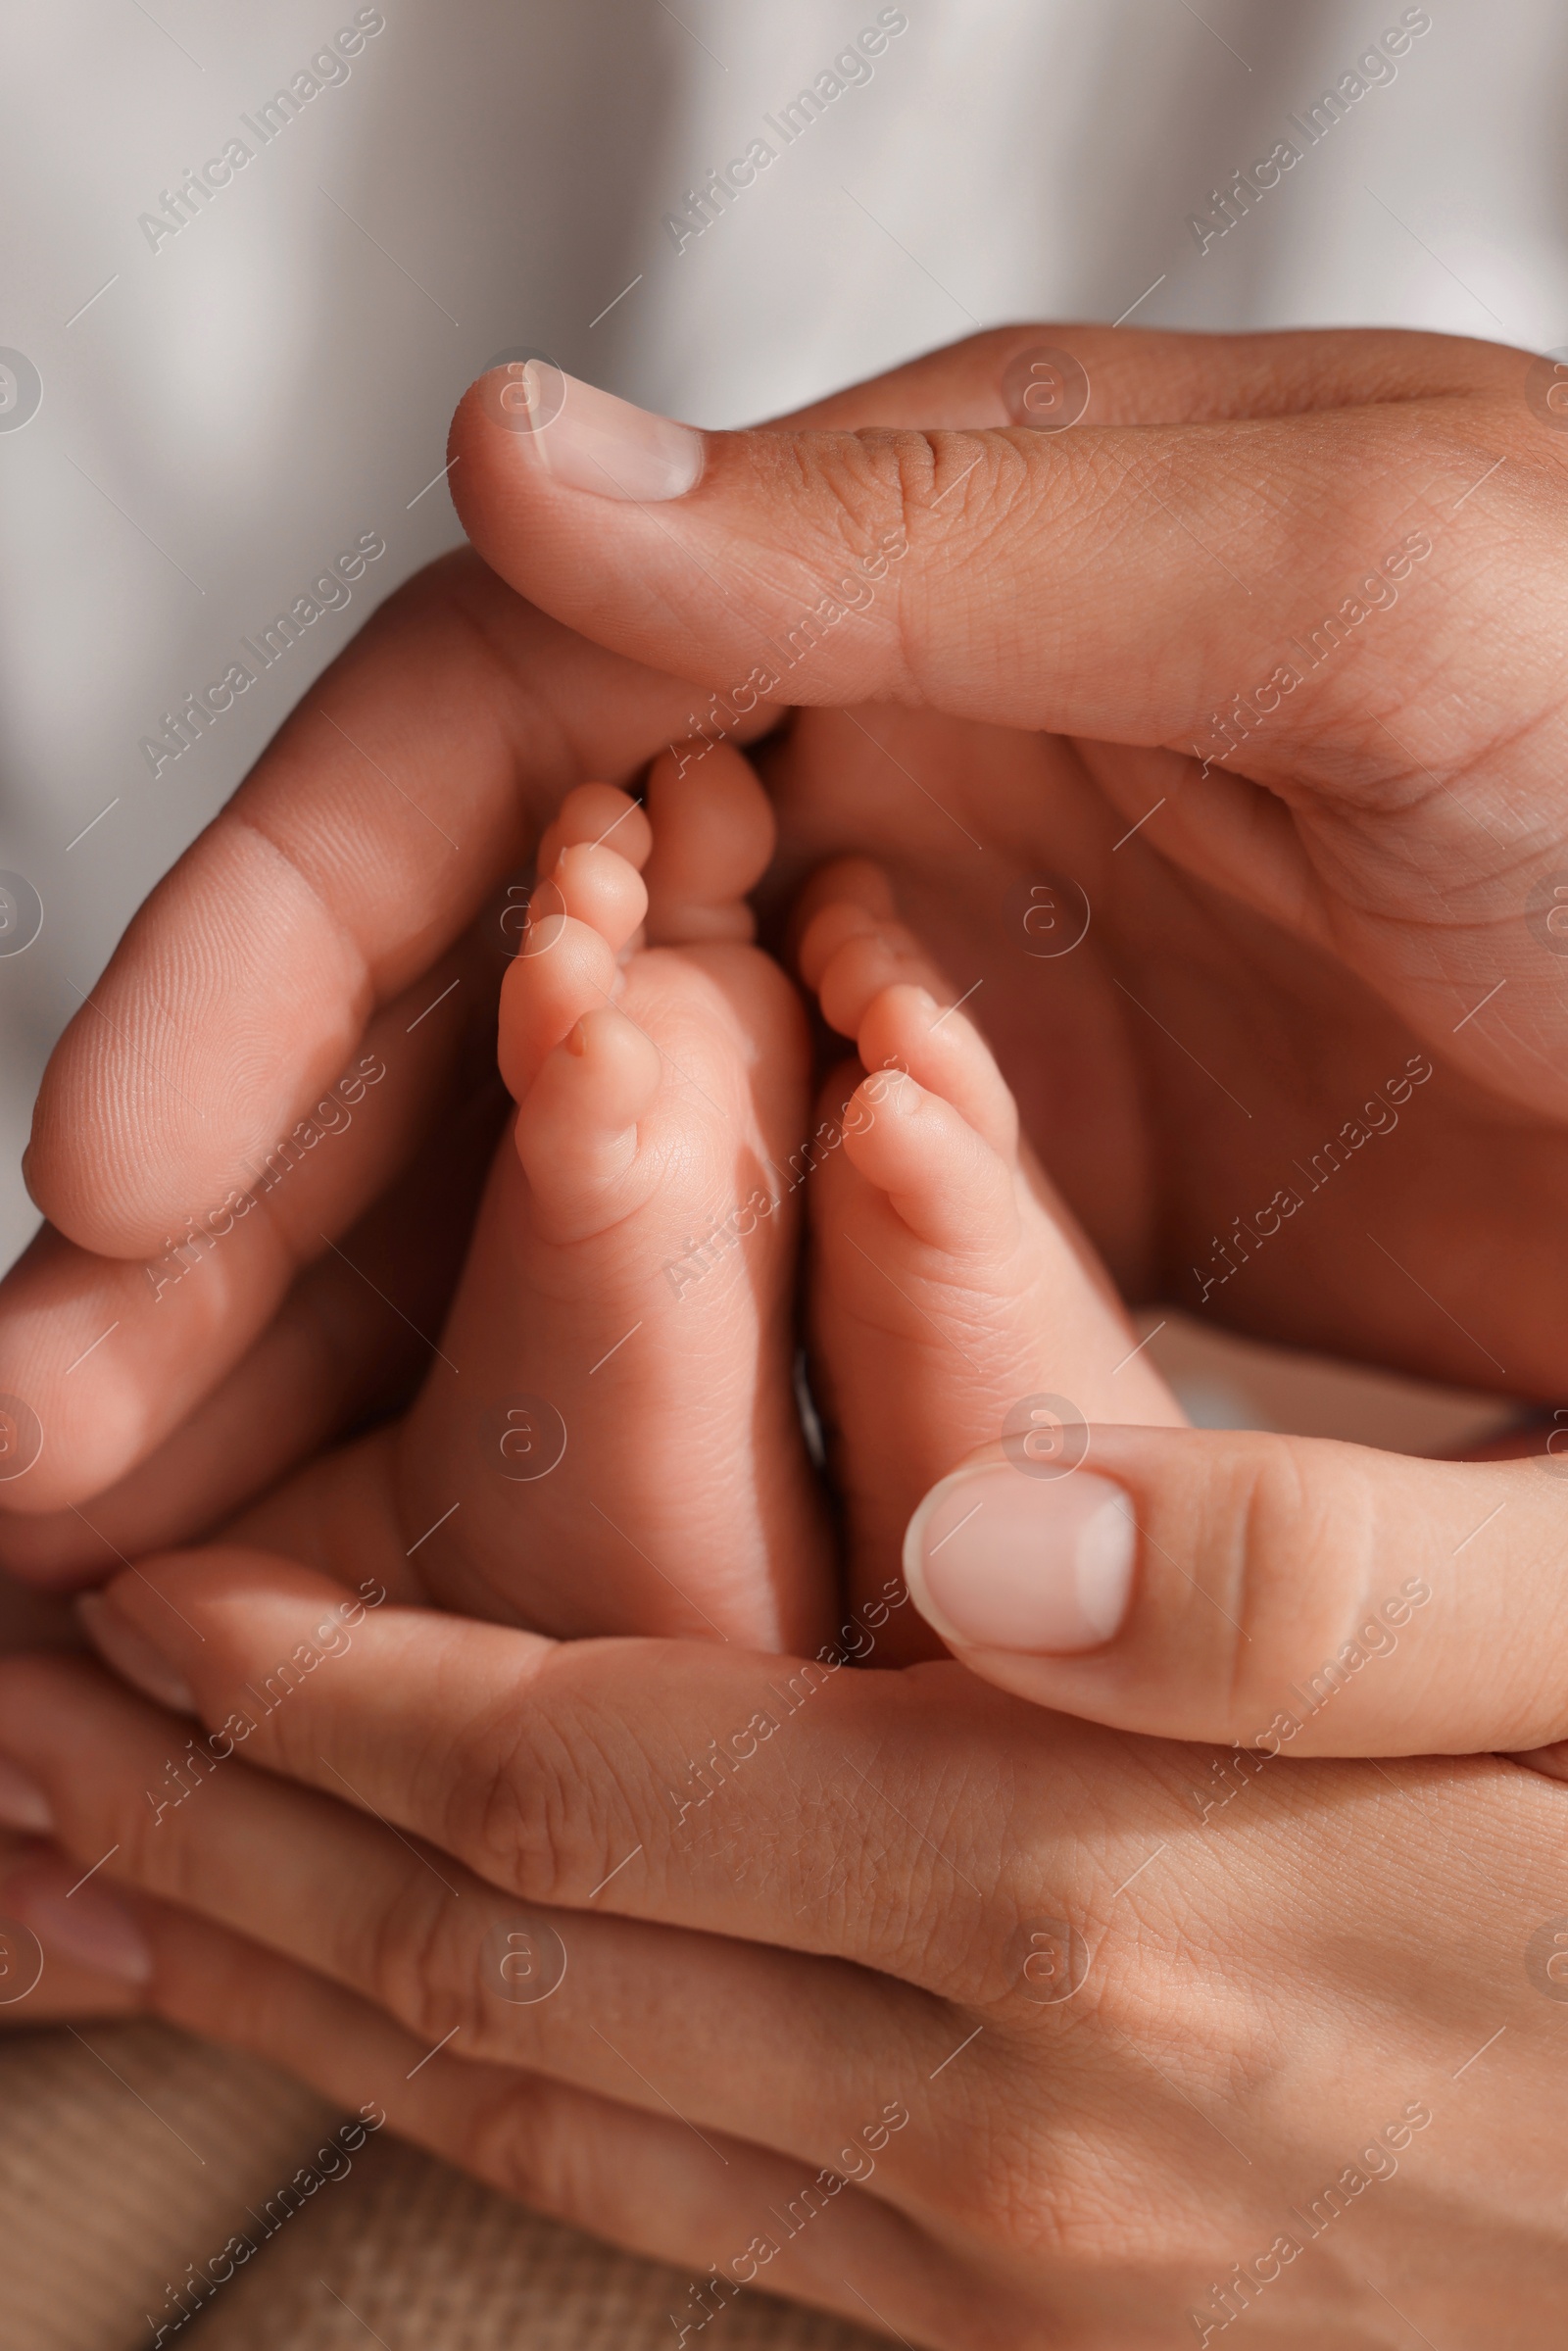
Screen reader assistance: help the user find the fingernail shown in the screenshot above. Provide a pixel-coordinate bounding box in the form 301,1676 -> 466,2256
75,1592 -> 198,1715
905,1466 -> 1137,1652
13,1879 -> 152,1984
0,1753 -> 54,1834
504,365 -> 705,502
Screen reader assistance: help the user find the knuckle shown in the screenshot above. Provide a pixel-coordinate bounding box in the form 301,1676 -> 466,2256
1227,1439 -> 1376,1708
468,1748 -> 574,1909
796,424 -> 922,544
801,425 -> 987,586
450,1686 -> 628,1912
361,1872 -> 480,2050
467,2078 -> 604,2226
884,427 -> 1030,560
881,427 -> 946,540
1152,1435 -> 1373,1735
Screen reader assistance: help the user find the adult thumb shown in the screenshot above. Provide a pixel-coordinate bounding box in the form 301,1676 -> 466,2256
445,353 -> 1455,762
441,340 -> 1504,770
900,1426 -> 1568,1764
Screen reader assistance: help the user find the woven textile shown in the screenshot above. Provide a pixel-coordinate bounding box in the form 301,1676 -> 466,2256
0,2025 -> 884,2351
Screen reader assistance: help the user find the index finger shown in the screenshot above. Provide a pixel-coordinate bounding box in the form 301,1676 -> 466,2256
65,1547 -> 1069,1994
776,320 -> 1525,430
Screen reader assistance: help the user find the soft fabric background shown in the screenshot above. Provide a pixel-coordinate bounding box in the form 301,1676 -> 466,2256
0,2022 -> 886,2349
0,3 -> 1557,2343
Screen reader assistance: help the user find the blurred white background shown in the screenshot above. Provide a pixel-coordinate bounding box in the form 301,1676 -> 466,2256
3,0 -> 1565,1307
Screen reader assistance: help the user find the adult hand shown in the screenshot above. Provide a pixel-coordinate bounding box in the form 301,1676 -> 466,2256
3,1550 -> 1567,2347
0,563 -> 728,1578
448,325 -> 1568,1407
0,349 -> 1055,1583
13,324 -> 1568,1585
0,341 -> 1096,1585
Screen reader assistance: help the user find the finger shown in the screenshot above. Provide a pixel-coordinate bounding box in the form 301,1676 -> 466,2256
26,557 -> 739,1262
0,1560 -> 79,1647
64,1547 -> 1029,1988
0,1838 -> 147,2022
0,1575 -> 151,2016
0,1851 -> 947,2341
1508,1739 -> 1568,1784
0,961 -> 496,1517
0,1647 -> 941,2184
902,1428 -> 1568,1755
772,321 -> 1524,431
0,1080 -> 506,1581
448,340 -> 1533,778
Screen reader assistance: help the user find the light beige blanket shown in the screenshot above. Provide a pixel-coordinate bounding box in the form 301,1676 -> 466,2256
0,2024 -> 881,2351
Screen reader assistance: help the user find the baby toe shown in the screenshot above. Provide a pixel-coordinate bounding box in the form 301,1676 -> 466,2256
513,1004 -> 663,1239
642,744 -> 774,946
856,983 -> 1019,1162
844,1068 -> 1019,1256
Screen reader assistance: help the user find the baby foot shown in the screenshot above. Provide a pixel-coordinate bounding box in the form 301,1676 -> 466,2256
796,862 -> 1187,1662
396,746 -> 832,1650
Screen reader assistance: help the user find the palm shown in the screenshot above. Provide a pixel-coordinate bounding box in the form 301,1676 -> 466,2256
760,698 -> 1567,1400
